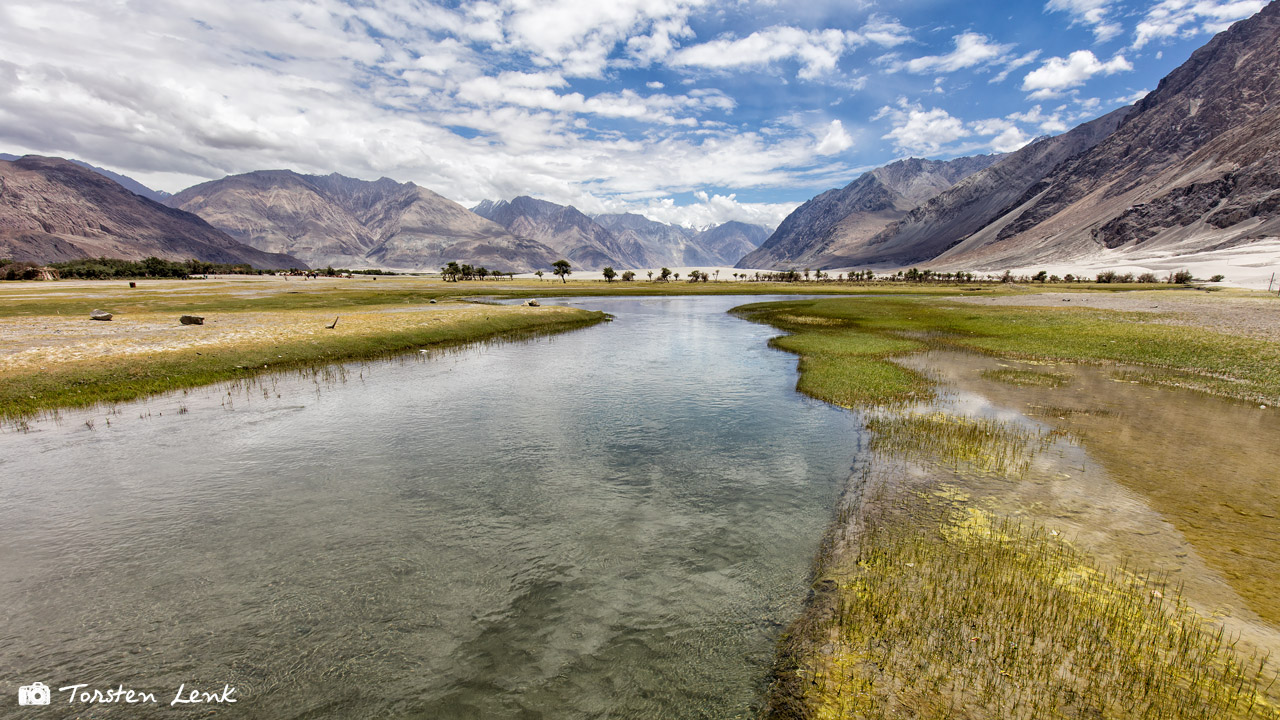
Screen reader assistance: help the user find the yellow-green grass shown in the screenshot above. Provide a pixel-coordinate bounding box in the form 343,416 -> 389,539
771,494 -> 1279,720
0,303 -> 604,421
865,412 -> 1064,477
733,296 -> 1280,406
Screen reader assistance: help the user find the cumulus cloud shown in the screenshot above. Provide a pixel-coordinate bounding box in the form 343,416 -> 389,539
630,191 -> 798,230
1021,50 -> 1132,98
899,33 -> 1014,74
876,102 -> 970,154
814,120 -> 854,154
670,26 -> 860,80
1133,0 -> 1264,49
1045,0 -> 1124,42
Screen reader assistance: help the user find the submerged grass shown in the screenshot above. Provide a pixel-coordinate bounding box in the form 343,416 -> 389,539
866,412 -> 1064,477
777,493 -> 1280,720
981,367 -> 1074,388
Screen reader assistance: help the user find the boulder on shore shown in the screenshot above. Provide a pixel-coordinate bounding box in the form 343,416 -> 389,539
524,299 -> 540,307
90,309 -> 113,321
180,315 -> 204,325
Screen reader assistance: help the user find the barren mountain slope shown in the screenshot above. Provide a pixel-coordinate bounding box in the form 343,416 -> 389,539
0,156 -> 302,269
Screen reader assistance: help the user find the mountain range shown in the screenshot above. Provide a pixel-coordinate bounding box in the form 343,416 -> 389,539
4,3 -> 1278,276
744,1 -> 1280,272
167,171 -> 559,273
0,156 -> 300,269
473,197 -> 766,270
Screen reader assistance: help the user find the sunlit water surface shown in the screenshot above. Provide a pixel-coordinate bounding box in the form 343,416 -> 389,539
0,296 -> 862,719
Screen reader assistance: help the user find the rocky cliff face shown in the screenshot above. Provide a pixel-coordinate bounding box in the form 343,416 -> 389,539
0,156 -> 302,268
590,213 -> 764,267
169,171 -> 552,272
938,1 -> 1280,268
736,154 -> 1002,269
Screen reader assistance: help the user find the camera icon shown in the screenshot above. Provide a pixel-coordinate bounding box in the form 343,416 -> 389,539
18,682 -> 51,706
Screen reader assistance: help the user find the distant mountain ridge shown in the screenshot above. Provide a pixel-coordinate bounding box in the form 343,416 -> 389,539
169,171 -> 557,272
0,155 -> 301,268
474,196 -> 767,269
737,154 -> 1003,269
0,152 -> 170,203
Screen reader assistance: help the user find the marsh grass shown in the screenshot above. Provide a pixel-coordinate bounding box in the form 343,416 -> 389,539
866,412 -> 1064,477
981,367 -> 1074,388
772,493 -> 1280,720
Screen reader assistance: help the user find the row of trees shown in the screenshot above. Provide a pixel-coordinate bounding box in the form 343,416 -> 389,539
440,262 -> 518,282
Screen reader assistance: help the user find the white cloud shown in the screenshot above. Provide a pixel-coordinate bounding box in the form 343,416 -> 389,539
630,191 -> 798,230
1008,105 -> 1070,133
1021,50 -> 1132,98
814,120 -> 853,154
1112,88 -> 1150,104
1133,0 -> 1264,48
1045,0 -> 1124,42
670,26 -> 861,80
859,15 -> 913,47
877,102 -> 970,154
900,33 -> 1014,74
990,51 -> 1042,83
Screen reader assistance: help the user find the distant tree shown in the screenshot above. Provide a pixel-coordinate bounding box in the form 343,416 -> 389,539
602,266 -> 617,282
647,270 -> 654,281
552,259 -> 572,283
1210,274 -> 1225,282
1033,270 -> 1048,283
1137,272 -> 1158,283
477,266 -> 489,280
621,270 -> 636,281
1063,273 -> 1075,283
687,270 -> 702,282
1168,269 -> 1193,284
535,270 -> 544,281
713,270 -> 720,281
673,272 -> 680,281
441,261 -> 462,282
659,267 -> 672,282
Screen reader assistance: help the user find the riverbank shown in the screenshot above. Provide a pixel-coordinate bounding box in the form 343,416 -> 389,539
0,277 -> 608,421
736,290 -> 1280,719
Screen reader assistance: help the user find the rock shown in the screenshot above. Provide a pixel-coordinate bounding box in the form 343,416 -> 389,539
179,315 -> 204,325
524,299 -> 540,306
429,299 -> 437,304
90,309 -> 113,321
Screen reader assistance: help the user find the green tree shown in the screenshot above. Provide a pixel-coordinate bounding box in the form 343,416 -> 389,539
659,267 -> 672,281
535,270 -> 544,281
647,270 -> 654,281
602,266 -> 617,282
621,270 -> 636,281
552,259 -> 572,283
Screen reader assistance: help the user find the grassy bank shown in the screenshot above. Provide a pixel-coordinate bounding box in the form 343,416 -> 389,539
772,488 -> 1279,720
732,295 -> 1280,406
737,292 -> 1280,719
0,301 -> 605,421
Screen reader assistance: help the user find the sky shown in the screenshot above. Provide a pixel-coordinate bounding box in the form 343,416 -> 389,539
0,0 -> 1266,229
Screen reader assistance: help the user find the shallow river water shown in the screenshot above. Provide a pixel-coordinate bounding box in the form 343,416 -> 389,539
0,296 -> 862,719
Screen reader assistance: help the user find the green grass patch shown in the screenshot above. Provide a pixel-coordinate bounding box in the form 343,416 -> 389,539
733,296 -> 1280,406
0,308 -> 605,421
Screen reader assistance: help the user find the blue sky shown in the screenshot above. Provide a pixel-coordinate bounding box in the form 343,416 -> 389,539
0,0 -> 1266,227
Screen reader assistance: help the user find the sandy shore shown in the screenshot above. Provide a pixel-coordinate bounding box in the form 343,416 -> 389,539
954,289 -> 1280,343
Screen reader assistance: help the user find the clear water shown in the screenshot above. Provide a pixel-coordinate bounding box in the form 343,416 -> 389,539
0,296 -> 860,718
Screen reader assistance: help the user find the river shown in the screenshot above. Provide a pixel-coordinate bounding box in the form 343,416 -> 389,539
0,296 -> 862,718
